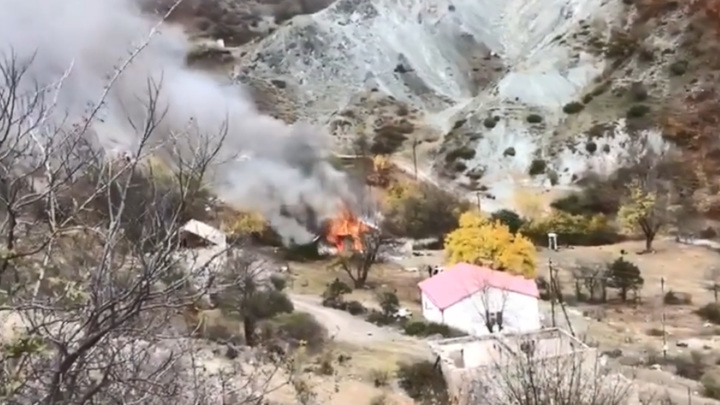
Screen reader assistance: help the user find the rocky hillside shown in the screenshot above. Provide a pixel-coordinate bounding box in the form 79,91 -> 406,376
188,0 -> 720,217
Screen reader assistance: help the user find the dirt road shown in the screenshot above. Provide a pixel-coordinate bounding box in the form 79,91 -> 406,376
289,293 -> 432,359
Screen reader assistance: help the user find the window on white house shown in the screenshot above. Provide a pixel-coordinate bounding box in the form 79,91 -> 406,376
486,311 -> 504,332
424,299 -> 432,310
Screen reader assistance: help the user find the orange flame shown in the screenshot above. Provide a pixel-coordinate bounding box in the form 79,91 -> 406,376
325,209 -> 370,253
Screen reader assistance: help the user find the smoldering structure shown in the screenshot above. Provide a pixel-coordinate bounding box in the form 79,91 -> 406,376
0,0 -> 354,244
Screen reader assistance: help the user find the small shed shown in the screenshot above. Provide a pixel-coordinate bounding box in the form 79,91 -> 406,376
418,263 -> 540,336
179,220 -> 227,249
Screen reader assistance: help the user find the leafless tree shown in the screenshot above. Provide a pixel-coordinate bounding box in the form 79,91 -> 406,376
0,39 -> 298,405
467,347 -> 633,405
572,262 -> 608,303
330,228 -> 394,288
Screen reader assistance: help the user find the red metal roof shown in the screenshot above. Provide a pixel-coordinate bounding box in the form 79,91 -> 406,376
417,262 -> 539,310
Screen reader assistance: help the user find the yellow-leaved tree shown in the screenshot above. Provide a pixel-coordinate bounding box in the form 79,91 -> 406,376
445,210 -> 537,278
617,178 -> 674,252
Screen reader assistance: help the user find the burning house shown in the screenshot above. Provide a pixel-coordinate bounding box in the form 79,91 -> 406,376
317,208 -> 379,255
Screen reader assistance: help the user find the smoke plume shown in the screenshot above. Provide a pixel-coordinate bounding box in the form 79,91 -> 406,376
0,0 -> 354,244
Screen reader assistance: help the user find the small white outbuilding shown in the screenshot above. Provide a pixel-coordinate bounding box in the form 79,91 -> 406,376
417,263 -> 541,336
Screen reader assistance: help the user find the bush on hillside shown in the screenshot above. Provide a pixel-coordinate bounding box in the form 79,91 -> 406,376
702,369 -> 720,400
271,312 -> 328,353
490,209 -> 525,234
397,361 -> 449,404
520,212 -> 621,246
403,320 -> 466,338
698,303 -> 720,324
383,181 -> 470,240
550,188 -> 621,216
563,102 -> 585,114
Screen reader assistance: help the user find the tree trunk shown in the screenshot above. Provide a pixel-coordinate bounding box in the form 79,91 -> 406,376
645,232 -> 655,252
619,287 -> 628,302
244,317 -> 256,347
715,286 -> 718,303
353,269 -> 367,288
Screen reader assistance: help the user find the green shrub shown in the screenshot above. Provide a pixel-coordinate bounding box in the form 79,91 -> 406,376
452,161 -> 467,172
269,275 -> 287,291
629,82 -> 648,101
646,327 -> 664,337
491,209 -> 525,234
585,141 -> 597,154
669,60 -> 688,76
550,188 -> 620,216
528,159 -> 547,175
674,351 -> 707,381
377,291 -> 400,316
483,117 -> 497,128
626,104 -> 650,119
702,369 -> 720,400
346,300 -> 367,315
563,102 -> 585,114
582,94 -> 594,104
366,310 -> 395,326
520,212 -> 621,246
322,279 -> 352,300
664,290 -> 692,305
526,114 -> 543,123
272,312 -> 328,352
397,361 -> 449,404
445,146 -> 476,162
503,147 -> 516,157
369,369 -> 391,387
403,321 -> 428,336
253,290 -> 294,319
698,303 -> 720,324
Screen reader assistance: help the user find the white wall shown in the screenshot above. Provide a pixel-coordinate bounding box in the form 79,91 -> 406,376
421,292 -> 443,323
434,287 -> 540,336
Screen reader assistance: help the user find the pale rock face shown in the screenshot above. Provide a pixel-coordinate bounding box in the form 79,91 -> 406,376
242,0 -> 669,210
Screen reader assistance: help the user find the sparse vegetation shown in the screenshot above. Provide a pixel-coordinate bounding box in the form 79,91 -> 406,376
402,320 -> 466,338
270,312 -> 328,353
490,209 -> 525,234
528,159 -> 547,175
521,212 -> 621,246
626,104 -> 650,119
526,114 -> 543,123
445,146 -> 476,162
383,180 -> 470,240
503,147 -> 516,157
586,141 -> 598,154
397,361 -> 449,405
483,117 -> 497,128
698,303 -> 720,324
669,60 -> 688,76
664,290 -> 692,305
563,101 -> 585,114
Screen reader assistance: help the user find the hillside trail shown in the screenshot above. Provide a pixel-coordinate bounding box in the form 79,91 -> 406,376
289,293 -> 432,360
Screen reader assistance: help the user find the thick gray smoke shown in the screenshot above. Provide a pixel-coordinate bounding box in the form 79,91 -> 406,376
0,0 -> 354,244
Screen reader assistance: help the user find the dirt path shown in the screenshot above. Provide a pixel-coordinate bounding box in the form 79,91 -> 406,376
289,293 -> 432,359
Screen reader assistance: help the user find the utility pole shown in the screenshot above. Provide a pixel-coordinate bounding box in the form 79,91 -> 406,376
411,137 -> 418,181
549,258 -> 556,328
475,192 -> 481,212
661,276 -> 667,360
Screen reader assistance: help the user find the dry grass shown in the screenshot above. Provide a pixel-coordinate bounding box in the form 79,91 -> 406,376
288,260 -> 424,310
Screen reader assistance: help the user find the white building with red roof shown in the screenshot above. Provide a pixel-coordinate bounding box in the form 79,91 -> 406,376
417,262 -> 541,336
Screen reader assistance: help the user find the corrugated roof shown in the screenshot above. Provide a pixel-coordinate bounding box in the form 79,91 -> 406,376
417,262 -> 539,310
180,219 -> 227,247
